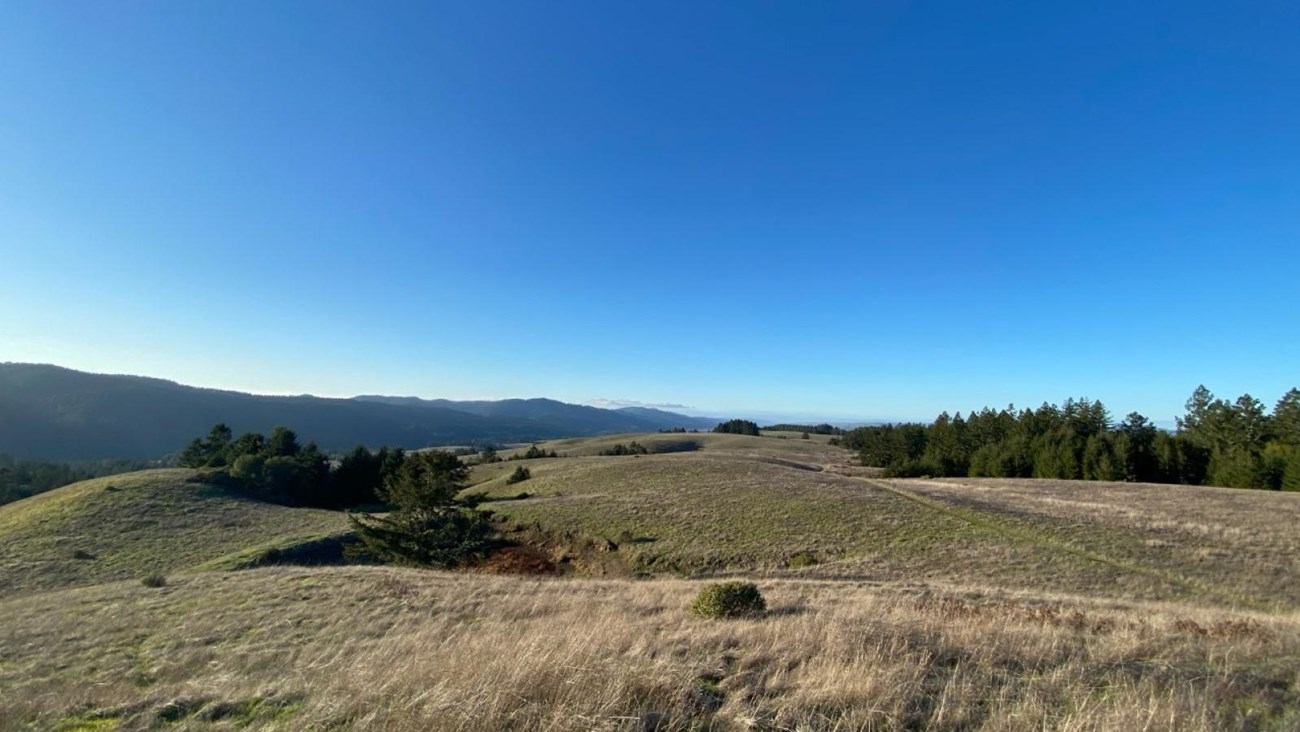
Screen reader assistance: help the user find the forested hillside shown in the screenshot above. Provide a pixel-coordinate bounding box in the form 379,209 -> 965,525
0,364 -> 710,460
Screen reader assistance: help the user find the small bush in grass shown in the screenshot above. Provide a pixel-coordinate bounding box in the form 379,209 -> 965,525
141,574 -> 168,588
787,551 -> 818,569
505,466 -> 532,485
690,581 -> 766,619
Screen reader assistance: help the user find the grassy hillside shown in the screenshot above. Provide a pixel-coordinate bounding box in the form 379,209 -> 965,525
4,434 -> 1300,730
474,433 -> 1300,608
2,566 -> 1296,731
501,430 -> 843,463
0,469 -> 350,593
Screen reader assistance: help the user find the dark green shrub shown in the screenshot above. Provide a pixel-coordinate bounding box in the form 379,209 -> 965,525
689,581 -> 766,619
600,442 -> 650,456
506,466 -> 531,485
141,574 -> 167,588
509,445 -> 559,460
882,458 -> 941,478
647,440 -> 699,454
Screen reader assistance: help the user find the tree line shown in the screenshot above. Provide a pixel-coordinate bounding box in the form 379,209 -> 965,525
841,386 -> 1300,491
179,423 -> 406,508
763,423 -> 845,435
179,423 -> 495,567
713,419 -> 761,436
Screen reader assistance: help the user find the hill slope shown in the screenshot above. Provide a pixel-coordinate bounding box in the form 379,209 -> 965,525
3,435 -> 1299,730
0,363 -> 712,460
0,469 -> 350,592
473,433 -> 1300,608
3,567 -> 1296,731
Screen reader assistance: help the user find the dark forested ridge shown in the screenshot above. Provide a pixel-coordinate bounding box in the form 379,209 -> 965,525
843,387 -> 1300,491
353,396 -> 717,434
0,364 -> 715,461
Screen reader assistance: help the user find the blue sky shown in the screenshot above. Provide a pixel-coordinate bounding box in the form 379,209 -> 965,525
2,2 -> 1297,424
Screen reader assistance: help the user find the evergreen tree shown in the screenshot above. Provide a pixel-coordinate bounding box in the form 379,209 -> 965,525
329,445 -> 387,508
349,451 -> 491,568
178,423 -> 234,468
1274,389 -> 1300,446
266,426 -> 302,458
1117,412 -> 1159,482
1282,449 -> 1300,492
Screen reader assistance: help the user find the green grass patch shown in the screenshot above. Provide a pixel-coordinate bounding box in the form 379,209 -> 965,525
0,469 -> 352,592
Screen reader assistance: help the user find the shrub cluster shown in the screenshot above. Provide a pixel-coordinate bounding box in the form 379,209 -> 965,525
600,441 -> 650,456
509,445 -> 559,460
689,581 -> 767,619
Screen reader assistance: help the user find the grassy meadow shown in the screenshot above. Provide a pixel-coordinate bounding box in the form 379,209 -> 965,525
2,433 -> 1299,730
0,470 -> 350,594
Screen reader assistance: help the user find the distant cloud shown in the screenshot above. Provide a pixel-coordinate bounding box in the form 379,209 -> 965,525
587,398 -> 692,411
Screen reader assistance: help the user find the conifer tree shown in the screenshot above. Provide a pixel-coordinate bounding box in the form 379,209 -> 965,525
349,451 -> 491,568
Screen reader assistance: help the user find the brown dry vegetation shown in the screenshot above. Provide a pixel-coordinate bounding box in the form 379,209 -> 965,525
470,436 -> 1300,609
4,433 -> 1300,730
3,567 -> 1299,732
868,478 -> 1300,609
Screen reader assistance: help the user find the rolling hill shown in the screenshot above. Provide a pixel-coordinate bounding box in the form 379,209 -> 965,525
0,469 -> 350,593
472,433 -> 1300,609
2,435 -> 1298,730
0,363 -> 716,460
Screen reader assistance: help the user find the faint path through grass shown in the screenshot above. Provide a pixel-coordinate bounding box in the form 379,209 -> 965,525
856,478 -> 1272,610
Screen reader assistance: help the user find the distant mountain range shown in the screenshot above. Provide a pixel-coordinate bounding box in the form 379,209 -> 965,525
0,363 -> 719,461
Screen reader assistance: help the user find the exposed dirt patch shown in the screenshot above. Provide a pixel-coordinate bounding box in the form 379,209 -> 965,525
489,519 -> 638,577
477,546 -> 561,576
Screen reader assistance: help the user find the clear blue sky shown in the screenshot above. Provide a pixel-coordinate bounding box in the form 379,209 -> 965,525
2,2 -> 1297,424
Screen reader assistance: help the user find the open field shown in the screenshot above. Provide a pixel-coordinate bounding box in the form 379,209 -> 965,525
499,431 -> 844,463
3,566 -> 1298,732
758,429 -> 839,444
3,433 -> 1300,730
472,434 -> 1300,609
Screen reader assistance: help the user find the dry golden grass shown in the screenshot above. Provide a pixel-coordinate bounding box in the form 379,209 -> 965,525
505,432 -> 844,464
2,567 -> 1297,731
466,436 -> 1300,608
872,478 -> 1300,609
5,436 -> 1300,730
